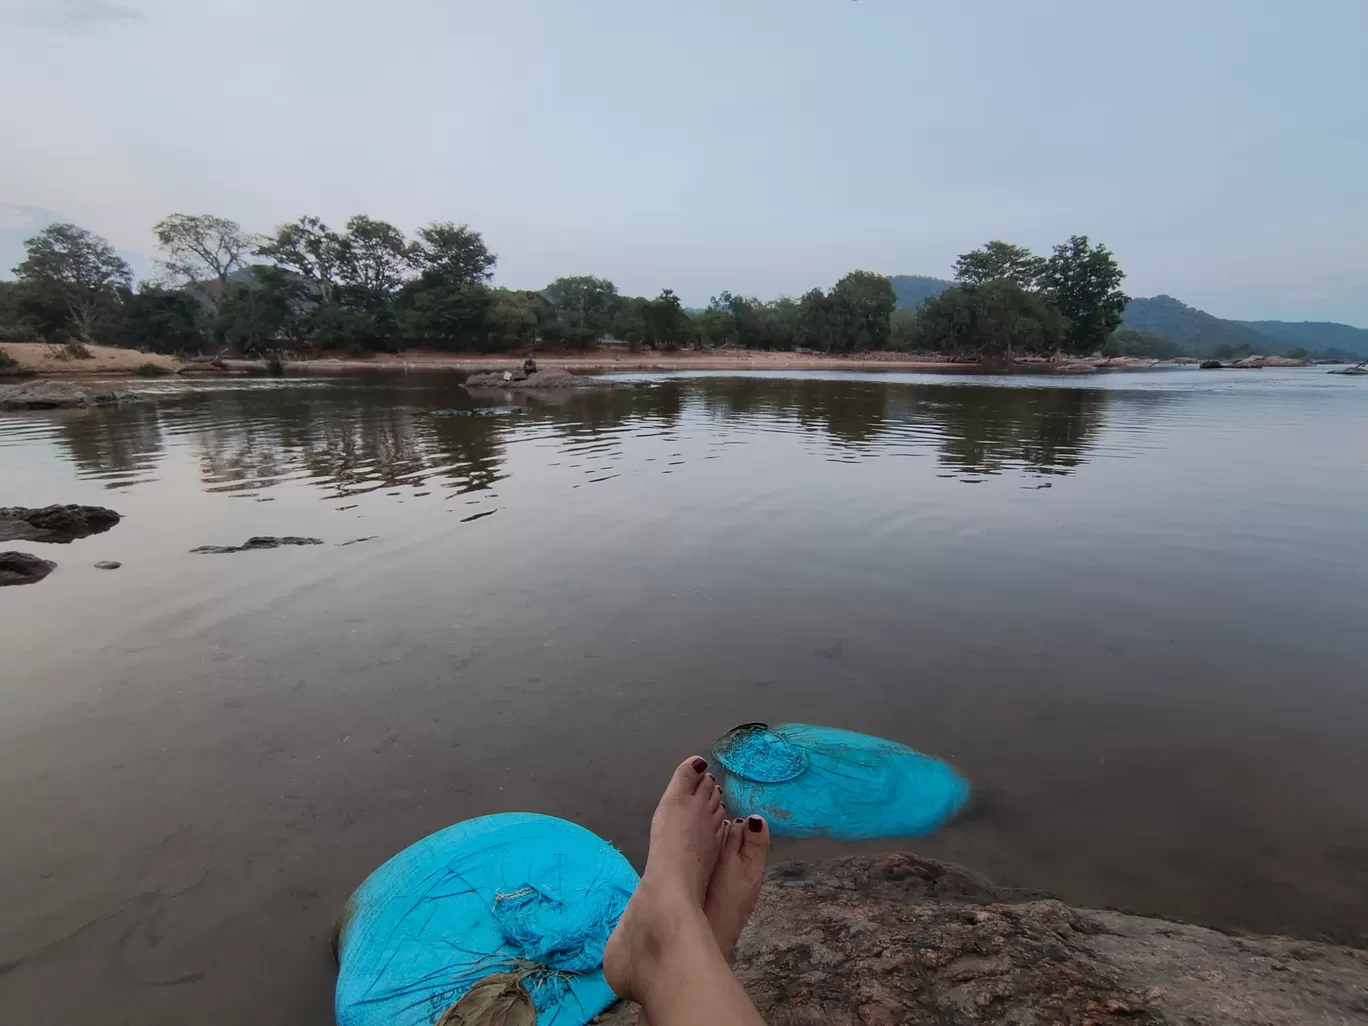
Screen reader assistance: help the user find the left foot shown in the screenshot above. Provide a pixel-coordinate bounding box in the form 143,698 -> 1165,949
604,757 -> 727,1002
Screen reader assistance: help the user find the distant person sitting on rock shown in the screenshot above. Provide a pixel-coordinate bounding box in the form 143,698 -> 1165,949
523,356 -> 538,377
605,756 -> 771,1026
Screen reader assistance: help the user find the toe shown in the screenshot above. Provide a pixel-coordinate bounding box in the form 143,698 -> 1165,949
669,756 -> 710,798
741,815 -> 771,862
704,777 -> 723,811
725,817 -> 745,855
717,818 -> 731,848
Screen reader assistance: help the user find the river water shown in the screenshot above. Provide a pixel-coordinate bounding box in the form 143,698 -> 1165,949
2,367 -> 1367,1023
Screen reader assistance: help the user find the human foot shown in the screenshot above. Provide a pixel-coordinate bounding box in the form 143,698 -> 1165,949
704,815 -> 770,961
604,757 -> 727,1002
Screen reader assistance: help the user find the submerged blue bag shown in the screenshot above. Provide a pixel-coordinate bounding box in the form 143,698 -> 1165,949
335,813 -> 638,1026
712,722 -> 970,840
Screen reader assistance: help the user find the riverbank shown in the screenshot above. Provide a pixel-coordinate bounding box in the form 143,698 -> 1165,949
2,340 -> 1328,380
596,851 -> 1368,1026
0,342 -> 178,376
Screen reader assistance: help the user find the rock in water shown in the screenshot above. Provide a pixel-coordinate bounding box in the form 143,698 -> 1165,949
0,551 -> 57,586
93,560 -> 122,570
0,381 -> 140,410
0,504 -> 122,544
1199,360 -> 1223,369
463,369 -> 591,390
191,536 -> 324,554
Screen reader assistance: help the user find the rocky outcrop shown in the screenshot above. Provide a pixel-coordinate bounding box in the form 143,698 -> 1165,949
0,551 -> 57,586
595,852 -> 1368,1026
190,536 -> 323,554
0,504 -> 122,543
463,369 -> 597,389
0,381 -> 141,410
1232,355 -> 1311,368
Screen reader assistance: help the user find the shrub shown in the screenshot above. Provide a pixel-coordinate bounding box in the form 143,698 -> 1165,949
0,346 -> 21,376
64,341 -> 94,360
134,362 -> 171,378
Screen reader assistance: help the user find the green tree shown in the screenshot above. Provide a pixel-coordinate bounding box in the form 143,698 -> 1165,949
153,214 -> 257,308
693,301 -> 737,347
13,223 -> 132,343
953,240 -> 1046,289
798,287 -> 839,351
119,284 -> 208,353
400,222 -> 496,347
911,280 -> 1068,363
1039,235 -> 1128,355
215,266 -> 310,354
334,215 -> 415,346
644,288 -> 690,348
543,276 -> 620,347
485,288 -> 547,350
337,215 -> 414,300
829,270 -> 897,351
257,216 -> 345,304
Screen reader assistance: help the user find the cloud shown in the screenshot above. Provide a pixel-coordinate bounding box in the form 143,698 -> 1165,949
6,0 -> 147,33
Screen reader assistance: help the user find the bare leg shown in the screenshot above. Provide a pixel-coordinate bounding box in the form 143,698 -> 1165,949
604,757 -> 767,1026
637,813 -> 771,1026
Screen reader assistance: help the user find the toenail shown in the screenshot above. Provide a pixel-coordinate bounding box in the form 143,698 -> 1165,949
735,818 -> 744,824
691,758 -> 708,772
747,816 -> 764,832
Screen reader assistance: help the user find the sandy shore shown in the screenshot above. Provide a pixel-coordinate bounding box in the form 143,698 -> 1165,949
0,342 -> 178,376
256,348 -> 979,374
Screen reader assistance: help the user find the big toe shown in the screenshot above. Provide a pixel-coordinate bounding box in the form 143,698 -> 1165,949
667,756 -> 710,798
741,815 -> 771,863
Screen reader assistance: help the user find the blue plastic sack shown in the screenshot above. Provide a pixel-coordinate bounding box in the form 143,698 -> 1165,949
712,722 -> 970,840
335,813 -> 638,1026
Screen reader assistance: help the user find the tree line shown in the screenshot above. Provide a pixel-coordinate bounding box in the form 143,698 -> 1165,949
0,214 -> 1127,361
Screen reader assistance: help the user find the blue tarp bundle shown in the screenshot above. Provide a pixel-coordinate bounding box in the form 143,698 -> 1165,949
712,722 -> 970,840
335,813 -> 638,1026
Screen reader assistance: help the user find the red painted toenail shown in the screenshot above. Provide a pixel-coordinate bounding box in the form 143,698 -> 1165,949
691,758 -> 708,772
747,816 -> 763,832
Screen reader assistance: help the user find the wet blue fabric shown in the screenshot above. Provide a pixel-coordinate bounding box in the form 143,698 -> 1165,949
713,723 -> 970,840
335,813 -> 638,1026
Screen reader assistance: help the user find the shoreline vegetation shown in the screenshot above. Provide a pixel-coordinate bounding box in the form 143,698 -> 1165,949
2,213 -> 1158,368
3,214 -> 1359,371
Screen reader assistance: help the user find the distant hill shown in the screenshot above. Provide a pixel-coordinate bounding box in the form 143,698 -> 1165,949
889,275 -> 953,310
1237,319 -> 1368,359
1121,296 -> 1284,358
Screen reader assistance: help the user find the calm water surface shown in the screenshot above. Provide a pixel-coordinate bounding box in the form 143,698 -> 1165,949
2,368 -> 1367,1024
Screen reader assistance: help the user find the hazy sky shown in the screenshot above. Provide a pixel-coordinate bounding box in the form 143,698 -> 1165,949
1,0 -> 1364,323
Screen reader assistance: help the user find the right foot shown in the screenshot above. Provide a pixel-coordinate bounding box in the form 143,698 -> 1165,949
704,816 -> 770,961
604,757 -> 727,1001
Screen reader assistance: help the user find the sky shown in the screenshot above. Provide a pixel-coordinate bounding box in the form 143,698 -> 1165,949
1,0 -> 1365,324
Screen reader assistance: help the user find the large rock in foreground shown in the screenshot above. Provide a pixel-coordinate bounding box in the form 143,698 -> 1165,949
0,551 -> 57,586
0,504 -> 122,543
596,852 -> 1368,1025
0,381 -> 140,410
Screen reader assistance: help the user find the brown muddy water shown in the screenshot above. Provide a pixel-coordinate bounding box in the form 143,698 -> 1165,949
2,368 -> 1367,1024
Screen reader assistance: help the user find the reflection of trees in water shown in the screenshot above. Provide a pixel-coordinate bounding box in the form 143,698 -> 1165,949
44,376 -> 1120,497
177,387 -> 511,497
690,377 -> 1111,478
54,404 -> 166,488
921,386 -> 1109,477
